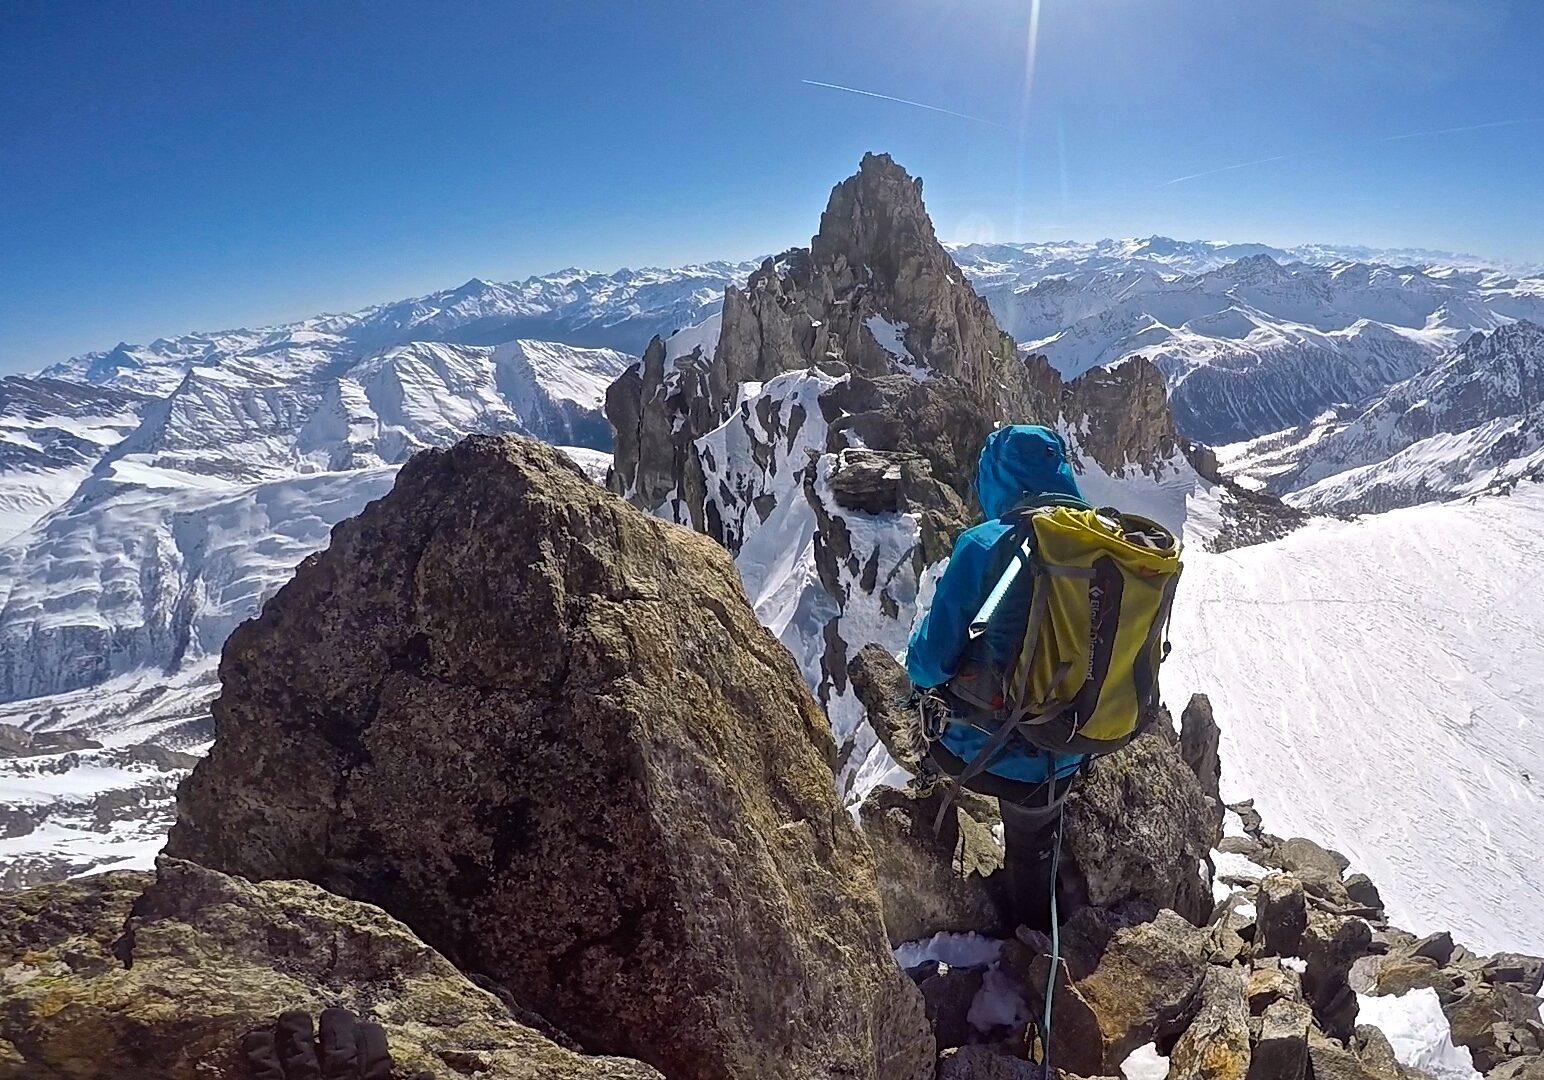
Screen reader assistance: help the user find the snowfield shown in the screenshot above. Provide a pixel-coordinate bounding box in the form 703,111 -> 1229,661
1169,483 -> 1544,955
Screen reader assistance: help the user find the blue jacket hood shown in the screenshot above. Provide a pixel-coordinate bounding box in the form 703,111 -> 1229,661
975,424 -> 1083,519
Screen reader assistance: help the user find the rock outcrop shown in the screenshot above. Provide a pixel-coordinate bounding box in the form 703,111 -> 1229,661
1061,729 -> 1218,926
0,860 -> 663,1080
860,782 -> 1007,946
167,435 -> 931,1080
1015,904 -> 1211,1076
1179,694 -> 1223,808
1168,966 -> 1251,1080
1061,357 -> 1182,479
607,152 -> 1027,524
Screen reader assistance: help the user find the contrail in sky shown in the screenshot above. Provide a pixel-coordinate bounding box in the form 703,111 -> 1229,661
800,79 -> 1005,128
1161,117 -> 1544,187
1161,152 -> 1314,188
1379,117 -> 1544,141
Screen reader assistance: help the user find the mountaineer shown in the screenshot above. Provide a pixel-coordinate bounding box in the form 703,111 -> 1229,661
906,424 -> 1182,927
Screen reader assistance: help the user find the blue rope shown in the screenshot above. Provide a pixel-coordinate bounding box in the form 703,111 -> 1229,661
1040,802 -> 1066,1079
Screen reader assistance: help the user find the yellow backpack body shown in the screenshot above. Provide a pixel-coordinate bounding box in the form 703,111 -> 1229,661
945,504 -> 1183,761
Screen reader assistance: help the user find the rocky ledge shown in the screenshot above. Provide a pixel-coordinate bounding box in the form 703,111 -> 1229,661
849,678 -> 1544,1080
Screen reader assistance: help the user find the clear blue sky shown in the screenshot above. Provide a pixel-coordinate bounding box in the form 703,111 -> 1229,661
3,0 -> 1542,369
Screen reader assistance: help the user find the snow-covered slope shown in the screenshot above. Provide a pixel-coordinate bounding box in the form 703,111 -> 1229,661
0,377 -> 152,541
1224,321 -> 1544,513
1168,483 -> 1544,955
0,467 -> 400,703
0,329 -> 628,709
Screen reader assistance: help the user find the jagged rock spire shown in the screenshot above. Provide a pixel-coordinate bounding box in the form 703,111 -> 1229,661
606,153 -> 1030,522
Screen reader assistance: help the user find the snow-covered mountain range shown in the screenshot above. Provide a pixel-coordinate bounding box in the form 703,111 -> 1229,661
4,167 -> 1544,962
1222,320 -> 1544,514
966,250 -> 1544,443
0,324 -> 632,883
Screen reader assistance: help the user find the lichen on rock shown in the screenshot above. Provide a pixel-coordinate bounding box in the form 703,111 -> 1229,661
0,859 -> 664,1080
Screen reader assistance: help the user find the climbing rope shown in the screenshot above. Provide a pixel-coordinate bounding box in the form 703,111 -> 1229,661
1040,799 -> 1066,1080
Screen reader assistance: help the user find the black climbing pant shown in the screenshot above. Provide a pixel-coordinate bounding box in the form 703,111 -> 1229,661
926,737 -> 1077,931
998,788 -> 1067,932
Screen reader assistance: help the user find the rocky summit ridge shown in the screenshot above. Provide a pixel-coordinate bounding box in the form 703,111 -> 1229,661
0,155 -> 1539,1080
606,152 -> 1188,804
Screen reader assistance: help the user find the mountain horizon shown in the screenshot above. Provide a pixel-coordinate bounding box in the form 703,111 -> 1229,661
17,233 -> 1541,378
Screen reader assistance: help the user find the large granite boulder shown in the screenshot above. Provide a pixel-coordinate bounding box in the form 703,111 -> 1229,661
167,435 -> 932,1080
1444,984 -> 1544,1072
0,860 -> 662,1080
1248,998 -> 1312,1080
1168,966 -> 1251,1080
1485,954 -> 1544,996
1016,904 -> 1211,1076
1300,912 -> 1374,1039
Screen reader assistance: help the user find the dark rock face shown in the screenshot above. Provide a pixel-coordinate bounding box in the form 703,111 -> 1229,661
1300,912 -> 1374,1039
914,963 -> 988,1050
1061,730 -> 1218,925
1250,998 -> 1312,1080
860,782 -> 1007,946
1179,693 -> 1225,842
166,435 -> 931,1080
1344,874 -> 1384,915
820,371 -> 1051,504
1256,874 -> 1309,958
1062,357 -> 1181,478
1179,694 -> 1222,805
1407,930 -> 1457,966
0,860 -> 663,1080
